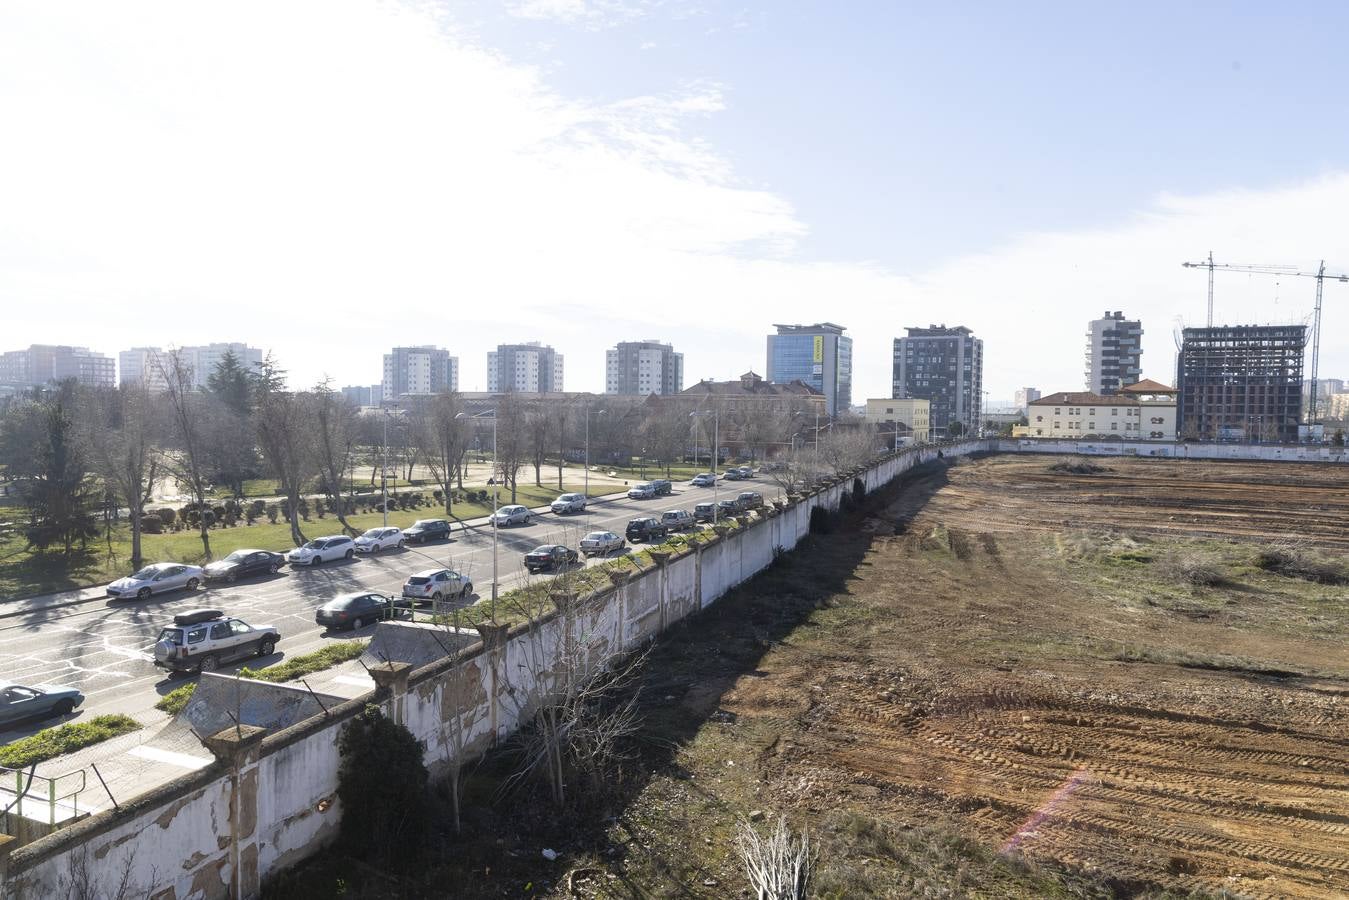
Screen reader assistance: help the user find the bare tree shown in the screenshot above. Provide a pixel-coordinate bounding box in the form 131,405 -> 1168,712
409,391 -> 468,517
81,384 -> 162,570
552,402 -> 572,489
155,350 -> 214,559
526,401 -> 554,487
494,393 -> 529,503
818,425 -> 877,476
253,360 -> 314,546
310,381 -> 360,535
640,403 -> 688,477
736,815 -> 816,900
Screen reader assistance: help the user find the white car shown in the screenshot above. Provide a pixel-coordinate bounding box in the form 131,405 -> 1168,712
106,563 -> 204,600
579,531 -> 625,558
690,473 -> 717,487
550,493 -> 587,514
402,569 -> 473,604
491,505 -> 533,527
354,527 -> 404,553
627,482 -> 656,499
660,509 -> 695,531
286,536 -> 356,567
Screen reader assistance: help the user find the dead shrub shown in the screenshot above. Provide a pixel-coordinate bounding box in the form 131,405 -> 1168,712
1168,551 -> 1224,587
1048,458 -> 1110,475
1255,543 -> 1348,585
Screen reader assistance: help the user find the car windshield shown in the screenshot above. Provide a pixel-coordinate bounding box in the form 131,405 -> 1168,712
223,551 -> 249,563
530,546 -> 554,554
360,529 -> 384,538
157,627 -> 183,645
324,598 -> 358,610
131,566 -> 161,579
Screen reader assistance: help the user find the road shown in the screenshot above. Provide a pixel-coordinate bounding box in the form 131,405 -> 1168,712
0,478 -> 776,743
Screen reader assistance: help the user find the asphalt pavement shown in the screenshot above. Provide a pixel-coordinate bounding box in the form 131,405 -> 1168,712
0,477 -> 777,745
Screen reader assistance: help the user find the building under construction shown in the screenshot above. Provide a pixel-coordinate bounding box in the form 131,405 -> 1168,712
1175,325 -> 1306,442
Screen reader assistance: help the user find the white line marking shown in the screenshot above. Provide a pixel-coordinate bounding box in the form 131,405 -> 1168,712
127,745 -> 212,770
333,674 -> 375,688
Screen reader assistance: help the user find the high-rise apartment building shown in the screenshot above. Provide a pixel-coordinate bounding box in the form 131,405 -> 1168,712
382,346 -> 458,401
341,384 -> 383,407
1175,325 -> 1305,442
605,341 -> 683,396
892,325 -> 983,435
487,343 -> 564,393
119,343 -> 263,389
0,345 -> 115,389
765,323 -> 852,416
1085,311 -> 1143,395
1014,387 -> 1042,410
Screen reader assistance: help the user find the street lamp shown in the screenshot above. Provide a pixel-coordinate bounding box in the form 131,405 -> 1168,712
690,409 -> 719,524
456,409 -> 499,621
584,406 -> 607,500
380,407 -> 398,528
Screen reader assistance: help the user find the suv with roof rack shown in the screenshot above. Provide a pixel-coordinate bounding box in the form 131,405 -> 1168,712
152,609 -> 280,675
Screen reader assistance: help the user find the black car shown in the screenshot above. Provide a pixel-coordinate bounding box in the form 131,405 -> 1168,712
314,592 -> 407,630
203,549 -> 286,583
625,517 -> 668,543
650,479 -> 673,496
524,544 -> 578,573
717,498 -> 743,517
404,519 -> 451,544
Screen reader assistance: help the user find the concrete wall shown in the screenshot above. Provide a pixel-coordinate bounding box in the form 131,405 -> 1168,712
1,439 -> 988,899
994,438 -> 1349,463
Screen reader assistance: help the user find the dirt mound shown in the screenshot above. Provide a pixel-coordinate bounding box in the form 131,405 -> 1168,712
1048,459 -> 1111,475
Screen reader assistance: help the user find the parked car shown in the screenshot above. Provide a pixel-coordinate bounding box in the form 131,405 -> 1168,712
660,509 -> 695,531
286,536 -> 356,567
0,683 -> 85,725
650,479 -> 673,496
690,473 -> 717,487
737,491 -> 765,510
736,465 -> 755,479
626,517 -> 668,543
491,505 -> 534,527
315,592 -> 405,630
717,498 -> 743,517
402,569 -> 473,604
107,563 -> 204,600
403,519 -> 451,544
524,544 -> 578,573
627,482 -> 656,500
354,527 -> 404,553
153,609 -> 280,674
550,493 -> 588,514
721,468 -> 743,481
693,502 -> 717,523
580,531 -> 625,557
203,550 -> 286,584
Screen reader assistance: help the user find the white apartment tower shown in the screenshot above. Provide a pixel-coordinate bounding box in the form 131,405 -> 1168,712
487,342 -> 564,393
605,340 -> 683,395
119,343 -> 263,389
382,346 -> 458,401
1085,311 -> 1143,395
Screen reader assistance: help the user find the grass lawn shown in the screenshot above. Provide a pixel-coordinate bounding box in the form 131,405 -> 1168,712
238,640 -> 366,683
0,715 -> 141,769
0,482 -> 593,601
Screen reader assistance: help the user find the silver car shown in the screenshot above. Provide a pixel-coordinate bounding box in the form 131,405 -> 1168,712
354,527 -> 404,553
691,473 -> 717,487
580,530 -> 625,558
550,493 -> 587,514
1,683 -> 85,725
660,509 -> 695,530
402,569 -> 474,604
627,482 -> 656,499
287,536 -> 356,566
153,609 -> 280,674
106,563 -> 204,600
491,505 -> 533,526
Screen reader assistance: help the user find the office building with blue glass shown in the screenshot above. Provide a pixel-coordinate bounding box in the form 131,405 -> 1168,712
766,323 -> 852,416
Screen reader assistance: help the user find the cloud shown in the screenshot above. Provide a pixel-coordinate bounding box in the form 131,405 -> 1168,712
1,1 -> 1345,403
506,0 -> 651,28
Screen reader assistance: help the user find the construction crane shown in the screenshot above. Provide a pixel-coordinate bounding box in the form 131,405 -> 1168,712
1182,258 -> 1349,424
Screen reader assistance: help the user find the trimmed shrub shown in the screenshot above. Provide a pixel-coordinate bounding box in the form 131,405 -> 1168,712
337,706 -> 428,861
266,504 -> 279,524
0,715 -> 141,769
140,513 -> 164,535
156,507 -> 177,528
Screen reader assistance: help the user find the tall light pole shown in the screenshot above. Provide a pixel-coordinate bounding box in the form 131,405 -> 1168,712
690,409 -> 719,524
583,406 -> 606,500
380,408 -> 394,528
457,410 -> 499,621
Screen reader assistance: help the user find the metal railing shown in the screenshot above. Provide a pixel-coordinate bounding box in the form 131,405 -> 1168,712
0,765 -> 88,835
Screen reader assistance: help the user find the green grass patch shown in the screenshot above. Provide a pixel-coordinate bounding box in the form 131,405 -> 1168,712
0,715 -> 141,769
237,641 -> 366,683
154,683 -> 197,715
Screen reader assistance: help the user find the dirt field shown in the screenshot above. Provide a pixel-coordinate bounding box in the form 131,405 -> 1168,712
274,453 -> 1349,899
722,455 -> 1349,899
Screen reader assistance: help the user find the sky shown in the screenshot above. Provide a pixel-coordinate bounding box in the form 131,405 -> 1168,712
3,1 -> 1349,403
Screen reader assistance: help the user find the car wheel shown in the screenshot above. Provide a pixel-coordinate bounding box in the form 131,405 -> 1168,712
258,638 -> 275,657
432,591 -> 443,602
397,540 -> 405,550
344,549 -> 354,560
311,556 -> 322,567
198,654 -> 219,673
352,617 -> 364,630
54,699 -> 75,716
137,587 -> 151,600
186,577 -> 200,591
462,582 -> 473,597
270,563 -> 281,574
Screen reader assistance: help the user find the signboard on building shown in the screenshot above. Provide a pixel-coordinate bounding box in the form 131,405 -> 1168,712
812,335 -> 823,363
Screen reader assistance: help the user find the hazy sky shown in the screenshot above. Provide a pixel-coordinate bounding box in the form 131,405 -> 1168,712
4,1 -> 1348,402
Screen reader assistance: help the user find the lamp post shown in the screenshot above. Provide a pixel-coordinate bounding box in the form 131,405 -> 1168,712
583,406 -> 606,500
380,408 -> 394,528
690,409 -> 719,524
457,410 -> 499,621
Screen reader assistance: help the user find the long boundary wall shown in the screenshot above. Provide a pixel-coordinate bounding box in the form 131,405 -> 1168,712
994,438 -> 1349,463
1,440 -> 985,899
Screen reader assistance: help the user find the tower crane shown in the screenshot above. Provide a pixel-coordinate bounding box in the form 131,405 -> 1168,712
1182,258 -> 1349,424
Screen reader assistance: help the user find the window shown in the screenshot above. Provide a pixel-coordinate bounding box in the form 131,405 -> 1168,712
1111,423 -> 1118,430
210,623 -> 231,640
187,627 -> 208,644
1112,408 -> 1118,416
